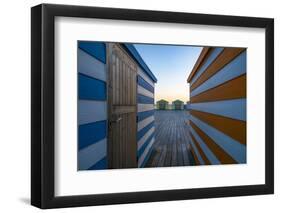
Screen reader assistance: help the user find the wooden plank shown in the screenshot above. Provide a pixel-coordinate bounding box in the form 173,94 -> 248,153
125,64 -> 128,105
171,142 -> 178,166
158,145 -> 167,167
128,65 -> 131,104
181,143 -> 191,165
115,55 -> 119,104
106,44 -> 112,168
131,112 -> 137,167
191,74 -> 246,103
186,143 -> 196,166
120,114 -> 124,167
121,56 -> 124,103
164,144 -> 172,167
177,142 -> 184,166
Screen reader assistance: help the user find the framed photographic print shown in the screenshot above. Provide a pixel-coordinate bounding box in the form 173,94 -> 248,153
31,3 -> 274,209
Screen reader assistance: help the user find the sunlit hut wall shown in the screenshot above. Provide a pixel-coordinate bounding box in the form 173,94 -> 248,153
78,41 -> 157,170
156,99 -> 169,110
186,47 -> 246,165
172,99 -> 184,110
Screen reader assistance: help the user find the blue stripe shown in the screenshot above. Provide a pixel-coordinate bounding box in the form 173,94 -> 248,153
191,51 -> 246,97
190,48 -> 224,85
78,41 -> 106,64
138,133 -> 154,157
190,127 -> 220,165
137,75 -> 154,93
137,121 -> 154,141
189,99 -> 246,121
140,141 -> 154,168
88,157 -> 107,170
137,110 -> 155,122
190,115 -> 246,163
122,44 -> 157,82
79,73 -> 106,101
79,120 -> 107,150
137,94 -> 154,104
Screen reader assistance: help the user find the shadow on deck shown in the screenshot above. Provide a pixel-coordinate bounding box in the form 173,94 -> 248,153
145,110 -> 195,168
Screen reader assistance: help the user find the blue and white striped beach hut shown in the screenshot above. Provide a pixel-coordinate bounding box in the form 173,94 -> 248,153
78,41 -> 157,170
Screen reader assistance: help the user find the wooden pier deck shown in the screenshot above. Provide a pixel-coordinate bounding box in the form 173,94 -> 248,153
145,110 -> 195,167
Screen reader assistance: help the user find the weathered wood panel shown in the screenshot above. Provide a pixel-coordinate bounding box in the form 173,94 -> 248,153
108,44 -> 138,169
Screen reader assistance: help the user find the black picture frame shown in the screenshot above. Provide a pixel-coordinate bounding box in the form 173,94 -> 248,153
31,3 -> 274,209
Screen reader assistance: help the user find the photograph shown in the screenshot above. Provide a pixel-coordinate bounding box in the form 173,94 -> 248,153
77,41 -> 247,170
30,3 -> 274,209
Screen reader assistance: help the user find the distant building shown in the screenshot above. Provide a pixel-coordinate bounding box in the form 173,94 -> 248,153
172,100 -> 184,110
167,104 -> 173,110
156,99 -> 169,110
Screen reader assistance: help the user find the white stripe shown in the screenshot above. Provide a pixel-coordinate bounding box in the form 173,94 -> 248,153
78,138 -> 106,170
137,67 -> 155,87
190,127 -> 220,164
138,127 -> 155,150
138,116 -> 154,131
79,100 -> 107,125
78,49 -> 106,81
138,137 -> 155,167
189,99 -> 246,121
189,137 -> 205,165
137,85 -> 154,98
138,104 -> 154,112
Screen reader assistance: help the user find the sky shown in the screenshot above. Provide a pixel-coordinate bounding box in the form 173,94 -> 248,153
134,44 -> 202,103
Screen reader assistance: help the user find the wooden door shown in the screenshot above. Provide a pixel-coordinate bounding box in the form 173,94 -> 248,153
107,44 -> 138,169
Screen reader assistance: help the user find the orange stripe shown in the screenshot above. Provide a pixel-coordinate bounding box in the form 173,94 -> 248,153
187,47 -> 211,82
190,121 -> 237,164
190,48 -> 245,91
190,110 -> 246,145
190,146 -> 200,165
190,133 -> 211,165
190,74 -> 246,103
